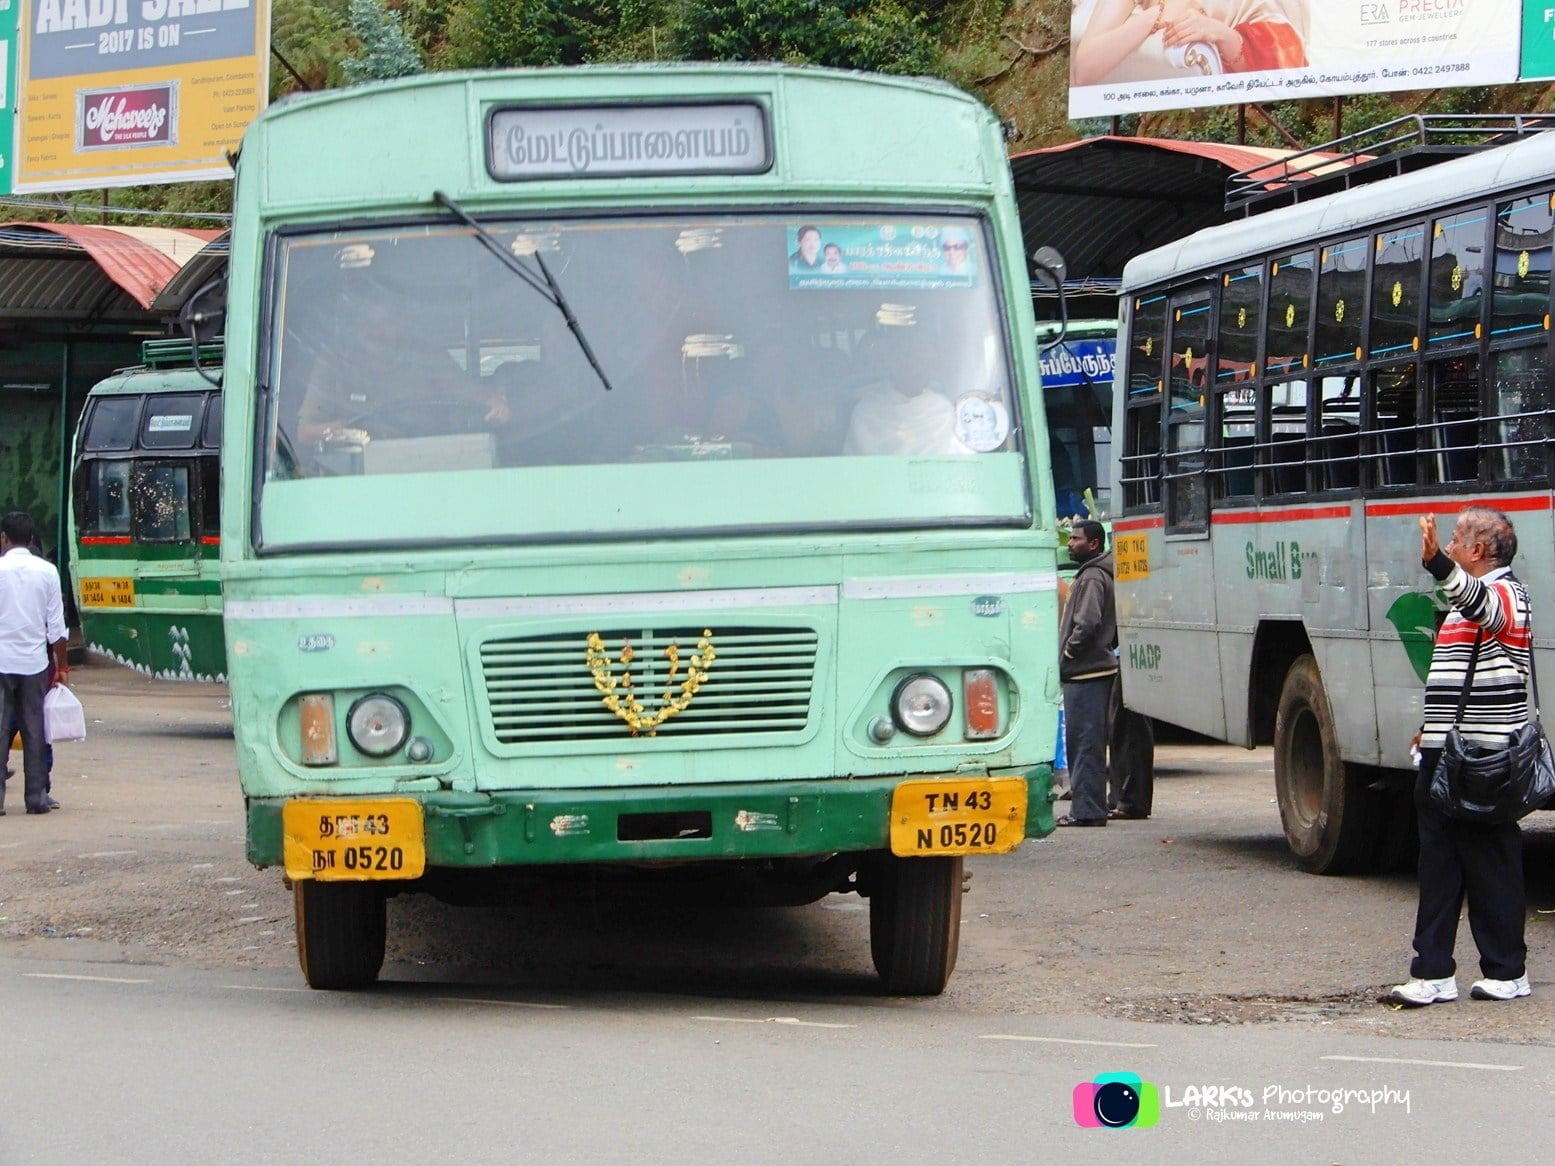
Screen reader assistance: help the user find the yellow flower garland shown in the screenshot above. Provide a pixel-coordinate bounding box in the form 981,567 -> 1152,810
585,630 -> 717,736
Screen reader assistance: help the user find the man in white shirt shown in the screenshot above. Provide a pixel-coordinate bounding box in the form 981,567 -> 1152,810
0,512 -> 68,815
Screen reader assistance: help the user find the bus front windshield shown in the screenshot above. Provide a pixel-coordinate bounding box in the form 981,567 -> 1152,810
261,212 -> 1028,544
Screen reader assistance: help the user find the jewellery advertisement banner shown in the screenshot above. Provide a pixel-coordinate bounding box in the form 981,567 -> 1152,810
1068,0 -> 1523,119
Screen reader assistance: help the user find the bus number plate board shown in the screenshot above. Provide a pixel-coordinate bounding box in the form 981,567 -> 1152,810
889,778 -> 1026,856
1114,534 -> 1150,581
283,799 -> 427,881
79,577 -> 135,607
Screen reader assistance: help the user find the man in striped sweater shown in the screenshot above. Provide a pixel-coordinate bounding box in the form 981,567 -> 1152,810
1389,507 -> 1532,1006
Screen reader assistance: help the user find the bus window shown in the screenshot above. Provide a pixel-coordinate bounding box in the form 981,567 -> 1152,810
1164,297 -> 1210,531
133,464 -> 193,543
1265,379 -> 1308,495
1370,224 -> 1424,359
1428,207 -> 1488,346
198,456 -> 221,541
1264,251 -> 1313,376
1490,347 -> 1551,481
1216,265 -> 1260,385
268,214 -> 1013,478
83,397 -> 141,451
1369,364 -> 1419,487
75,459 -> 132,535
1129,294 -> 1167,397
1315,237 -> 1366,366
140,393 -> 207,450
1123,401 -> 1161,508
201,395 -> 223,449
1213,385 -> 1256,498
1426,355 -> 1480,483
1492,194 -> 1553,338
1313,374 -> 1360,491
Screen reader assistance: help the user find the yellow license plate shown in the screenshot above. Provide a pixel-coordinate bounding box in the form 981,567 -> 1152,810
889,778 -> 1027,856
282,799 -> 426,881
79,577 -> 135,607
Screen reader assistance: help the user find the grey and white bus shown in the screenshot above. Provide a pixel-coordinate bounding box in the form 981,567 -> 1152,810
1113,130 -> 1555,874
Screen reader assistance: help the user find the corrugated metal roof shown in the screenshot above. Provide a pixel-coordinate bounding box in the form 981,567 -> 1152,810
0,223 -> 220,323
1008,136 -> 1345,289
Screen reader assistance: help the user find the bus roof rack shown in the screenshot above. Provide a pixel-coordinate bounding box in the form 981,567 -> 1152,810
141,336 -> 224,368
1225,113 -> 1555,214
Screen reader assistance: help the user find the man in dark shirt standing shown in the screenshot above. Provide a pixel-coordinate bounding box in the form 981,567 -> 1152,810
1057,521 -> 1117,826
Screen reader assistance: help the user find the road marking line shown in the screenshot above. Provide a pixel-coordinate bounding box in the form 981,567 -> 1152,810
691,1015 -> 856,1029
226,985 -> 309,993
237,916 -> 268,923
431,996 -> 568,1010
24,973 -> 150,984
1320,1055 -> 1522,1072
981,1034 -> 1158,1048
78,850 -> 137,859
0,842 -> 24,849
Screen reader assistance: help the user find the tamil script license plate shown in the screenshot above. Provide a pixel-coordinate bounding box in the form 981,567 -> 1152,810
889,778 -> 1027,856
282,799 -> 427,881
79,577 -> 135,607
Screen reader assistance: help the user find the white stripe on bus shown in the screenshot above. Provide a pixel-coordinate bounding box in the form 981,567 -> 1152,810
454,586 -> 839,617
225,597 -> 455,619
843,573 -> 1057,600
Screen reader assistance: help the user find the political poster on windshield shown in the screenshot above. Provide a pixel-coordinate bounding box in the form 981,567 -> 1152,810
13,0 -> 270,192
1069,0 -> 1520,119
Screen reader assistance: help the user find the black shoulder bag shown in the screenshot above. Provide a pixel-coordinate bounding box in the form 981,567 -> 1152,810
1428,625 -> 1555,824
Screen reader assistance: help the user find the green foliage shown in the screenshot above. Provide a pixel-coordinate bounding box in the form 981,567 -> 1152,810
270,0 -> 353,93
669,0 -> 940,75
343,0 -> 426,83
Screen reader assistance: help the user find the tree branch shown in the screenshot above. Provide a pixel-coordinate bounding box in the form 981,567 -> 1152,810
975,31 -> 1069,85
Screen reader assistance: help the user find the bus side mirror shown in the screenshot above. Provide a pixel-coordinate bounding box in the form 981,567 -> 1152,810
1031,246 -> 1069,354
178,274 -> 227,387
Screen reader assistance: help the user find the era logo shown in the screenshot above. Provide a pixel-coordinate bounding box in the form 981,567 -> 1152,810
1360,2 -> 1389,22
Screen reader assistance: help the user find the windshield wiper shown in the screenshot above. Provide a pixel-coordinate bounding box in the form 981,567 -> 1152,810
432,190 -> 613,392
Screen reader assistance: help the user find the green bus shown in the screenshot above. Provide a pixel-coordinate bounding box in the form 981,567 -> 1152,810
215,65 -> 1061,993
69,340 -> 226,682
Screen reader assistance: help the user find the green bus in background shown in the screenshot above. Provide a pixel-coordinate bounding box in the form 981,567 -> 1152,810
69,340 -> 225,681
213,65 -> 1062,993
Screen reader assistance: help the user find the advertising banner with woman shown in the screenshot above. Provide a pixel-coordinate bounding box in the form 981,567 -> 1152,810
1069,0 -> 1520,118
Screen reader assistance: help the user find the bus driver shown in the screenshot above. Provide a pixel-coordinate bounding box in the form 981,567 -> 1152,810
294,298 -> 510,450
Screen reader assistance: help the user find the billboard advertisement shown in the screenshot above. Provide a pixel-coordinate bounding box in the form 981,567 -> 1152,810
1069,0 -> 1522,119
14,0 -> 270,192
0,0 -> 16,195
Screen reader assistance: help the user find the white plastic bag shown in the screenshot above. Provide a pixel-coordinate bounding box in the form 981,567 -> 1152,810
44,685 -> 86,743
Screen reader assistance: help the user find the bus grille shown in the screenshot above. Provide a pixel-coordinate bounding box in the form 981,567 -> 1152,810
479,626 -> 819,744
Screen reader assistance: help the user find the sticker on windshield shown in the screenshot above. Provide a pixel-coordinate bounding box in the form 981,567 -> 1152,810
789,223 -> 977,291
147,414 -> 193,432
954,393 -> 1009,452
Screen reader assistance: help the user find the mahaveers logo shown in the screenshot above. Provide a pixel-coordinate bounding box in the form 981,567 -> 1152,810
78,83 -> 177,150
1073,1072 -> 1161,1129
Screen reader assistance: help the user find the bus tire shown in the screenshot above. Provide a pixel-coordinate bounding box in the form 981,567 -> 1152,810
869,855 -> 962,995
1273,655 -> 1375,875
294,879 -> 387,990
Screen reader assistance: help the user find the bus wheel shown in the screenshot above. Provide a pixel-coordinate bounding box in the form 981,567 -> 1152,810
1273,655 -> 1374,875
869,855 -> 963,995
294,880 -> 386,990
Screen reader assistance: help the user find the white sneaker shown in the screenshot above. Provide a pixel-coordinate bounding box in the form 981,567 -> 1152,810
1388,976 -> 1459,1006
1470,974 -> 1531,1001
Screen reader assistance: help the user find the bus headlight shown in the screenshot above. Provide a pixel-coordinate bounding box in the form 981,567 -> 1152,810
891,674 -> 953,737
346,693 -> 410,757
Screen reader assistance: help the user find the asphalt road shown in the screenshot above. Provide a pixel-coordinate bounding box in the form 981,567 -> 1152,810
3,662 -> 1555,1161
3,952 -> 1552,1164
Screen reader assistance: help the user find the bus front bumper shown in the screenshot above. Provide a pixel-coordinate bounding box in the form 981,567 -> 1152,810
246,767 -> 1055,870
